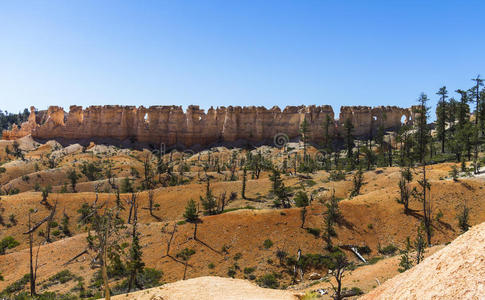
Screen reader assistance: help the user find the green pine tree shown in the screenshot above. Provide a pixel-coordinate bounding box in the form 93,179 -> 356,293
398,237 -> 413,273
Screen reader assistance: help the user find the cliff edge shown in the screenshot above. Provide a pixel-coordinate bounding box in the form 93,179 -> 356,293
2,105 -> 413,148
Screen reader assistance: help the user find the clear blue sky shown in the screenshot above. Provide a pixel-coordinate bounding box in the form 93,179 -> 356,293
1,0 -> 484,117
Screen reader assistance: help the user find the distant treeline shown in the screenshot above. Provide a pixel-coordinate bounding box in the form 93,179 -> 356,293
0,108 -> 30,133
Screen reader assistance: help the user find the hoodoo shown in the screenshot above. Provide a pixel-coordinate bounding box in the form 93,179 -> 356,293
2,105 -> 413,147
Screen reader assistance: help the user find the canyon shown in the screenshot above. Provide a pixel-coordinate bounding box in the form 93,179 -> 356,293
2,105 -> 413,148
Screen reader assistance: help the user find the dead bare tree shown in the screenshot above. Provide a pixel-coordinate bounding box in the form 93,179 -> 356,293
217,191 -> 227,213
146,190 -> 161,221
329,252 -> 350,300
162,223 -> 178,258
86,205 -> 125,300
217,191 -> 237,213
127,195 -> 144,293
126,192 -> 138,224
45,201 -> 58,243
23,209 -> 46,297
143,152 -> 155,190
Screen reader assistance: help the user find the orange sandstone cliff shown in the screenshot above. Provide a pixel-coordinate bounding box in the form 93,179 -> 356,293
2,105 -> 412,148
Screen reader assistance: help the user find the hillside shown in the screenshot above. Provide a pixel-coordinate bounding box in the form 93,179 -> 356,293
0,138 -> 484,298
361,221 -> 485,299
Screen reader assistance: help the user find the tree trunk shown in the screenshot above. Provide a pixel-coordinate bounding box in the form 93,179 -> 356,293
102,230 -> 110,300
300,207 -> 306,229
193,222 -> 198,240
128,199 -> 134,224
423,163 -> 431,245
388,144 -> 392,167
183,261 -> 188,280
166,224 -> 177,256
46,221 -> 51,243
335,271 -> 342,300
29,213 -> 36,297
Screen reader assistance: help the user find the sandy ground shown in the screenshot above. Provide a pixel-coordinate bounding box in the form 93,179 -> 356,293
110,276 -> 301,300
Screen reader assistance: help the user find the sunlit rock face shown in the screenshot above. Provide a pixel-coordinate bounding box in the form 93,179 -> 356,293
2,104 -> 412,147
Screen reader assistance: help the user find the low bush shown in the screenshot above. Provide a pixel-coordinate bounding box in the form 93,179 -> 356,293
263,239 -> 273,249
256,273 -> 279,289
111,268 -> 162,295
1,274 -> 29,295
0,236 -> 20,254
379,244 -> 398,255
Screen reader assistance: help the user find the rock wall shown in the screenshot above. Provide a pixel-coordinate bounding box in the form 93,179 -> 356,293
2,105 -> 412,148
1,107 -> 39,140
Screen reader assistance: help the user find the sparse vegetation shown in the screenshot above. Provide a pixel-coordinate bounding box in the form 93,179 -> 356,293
263,239 -> 273,249
379,244 -> 398,255
256,273 -> 279,289
0,236 -> 20,254
1,79 -> 485,299
349,169 -> 364,198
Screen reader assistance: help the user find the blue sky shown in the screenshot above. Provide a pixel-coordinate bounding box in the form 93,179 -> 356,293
1,1 -> 484,117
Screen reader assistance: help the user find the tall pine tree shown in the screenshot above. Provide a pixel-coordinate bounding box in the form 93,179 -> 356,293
413,93 -> 432,245
436,86 -> 448,153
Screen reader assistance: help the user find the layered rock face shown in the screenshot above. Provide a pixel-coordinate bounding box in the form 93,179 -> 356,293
2,105 -> 412,148
1,107 -> 40,140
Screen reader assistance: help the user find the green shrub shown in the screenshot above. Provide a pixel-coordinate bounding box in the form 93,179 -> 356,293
8,188 -> 20,195
0,236 -> 20,254
80,162 -> 102,181
351,287 -> 364,295
243,267 -> 255,274
329,170 -> 345,181
120,177 -> 134,193
221,244 -> 230,254
208,263 -> 215,269
256,273 -> 279,289
8,214 -> 16,225
299,253 -> 335,270
379,244 -> 398,255
1,274 -> 29,295
227,267 -> 236,278
366,256 -> 384,265
449,165 -> 459,181
294,191 -> 309,207
46,270 -> 78,286
111,268 -> 162,295
263,239 -> 273,249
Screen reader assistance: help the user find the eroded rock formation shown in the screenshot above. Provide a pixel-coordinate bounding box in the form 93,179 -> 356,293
2,105 -> 412,148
